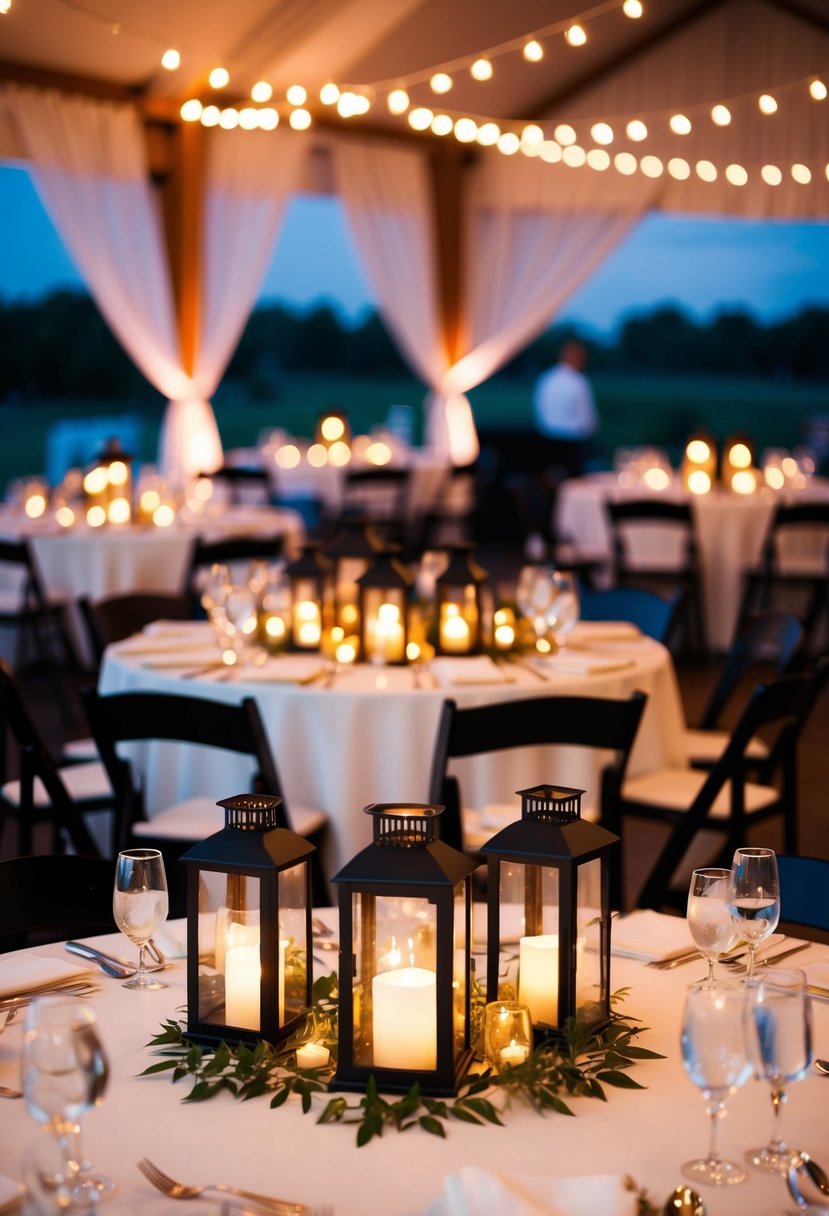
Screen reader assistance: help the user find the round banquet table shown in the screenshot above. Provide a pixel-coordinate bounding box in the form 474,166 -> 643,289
0,504 -> 305,666
99,624 -> 688,878
0,915 -> 827,1216
556,474 -> 829,651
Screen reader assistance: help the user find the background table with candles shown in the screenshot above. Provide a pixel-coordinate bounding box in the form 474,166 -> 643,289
556,473 -> 829,650
99,625 -> 687,877
1,914 -> 827,1215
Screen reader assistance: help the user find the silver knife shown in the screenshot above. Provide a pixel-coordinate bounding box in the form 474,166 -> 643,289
65,941 -> 136,977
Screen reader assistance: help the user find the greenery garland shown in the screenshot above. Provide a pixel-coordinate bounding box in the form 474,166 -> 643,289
142,975 -> 663,1152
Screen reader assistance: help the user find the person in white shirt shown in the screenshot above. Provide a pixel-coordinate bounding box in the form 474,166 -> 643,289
532,340 -> 599,477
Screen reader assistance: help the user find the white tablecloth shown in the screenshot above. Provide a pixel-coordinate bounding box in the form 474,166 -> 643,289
1,918 -> 827,1216
556,474 -> 829,650
99,626 -> 687,876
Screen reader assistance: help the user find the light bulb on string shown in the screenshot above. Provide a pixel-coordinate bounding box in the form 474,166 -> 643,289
562,144 -> 586,167
251,81 -> 272,103
408,107 -> 433,131
761,164 -> 782,185
209,67 -> 229,89
791,163 -> 811,184
586,148 -> 610,170
711,104 -> 731,126
320,82 -> 340,105
626,119 -> 647,141
258,109 -> 279,130
238,108 -> 258,130
0,1 -> 11,14
810,80 -> 827,101
667,157 -> 690,180
431,114 -> 453,136
477,122 -> 500,145
471,58 -> 493,81
540,140 -> 562,163
640,155 -> 663,178
758,94 -> 777,115
219,108 -> 239,130
669,113 -> 691,135
290,108 -> 312,130
430,72 -> 452,94
554,123 -> 576,146
161,49 -> 180,71
565,23 -> 587,46
590,122 -> 613,145
623,0 -> 643,16
454,117 -> 478,143
180,98 -> 203,122
201,105 -> 221,127
521,123 -> 544,146
287,85 -> 307,106
497,132 -> 520,155
725,163 -> 747,186
387,89 -> 410,115
696,160 -> 717,181
614,151 -> 637,175
523,40 -> 544,62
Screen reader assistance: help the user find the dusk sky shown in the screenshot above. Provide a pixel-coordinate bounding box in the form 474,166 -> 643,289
3,162 -> 829,336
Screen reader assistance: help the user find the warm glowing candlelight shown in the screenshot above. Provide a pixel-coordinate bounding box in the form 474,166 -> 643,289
519,934 -> 558,1026
440,607 -> 470,654
372,967 -> 437,1070
296,1041 -> 330,1069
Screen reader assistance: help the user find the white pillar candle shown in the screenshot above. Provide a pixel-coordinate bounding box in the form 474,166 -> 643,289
372,603 -> 405,663
296,1041 -> 330,1069
225,937 -> 287,1030
499,1041 -> 529,1066
295,601 -> 322,647
440,610 -> 470,654
372,966 -> 437,1070
519,934 -> 559,1026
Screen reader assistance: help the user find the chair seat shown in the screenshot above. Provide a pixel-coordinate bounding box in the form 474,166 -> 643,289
61,736 -> 100,763
1,760 -> 113,809
622,766 -> 780,819
683,728 -> 769,766
132,796 -> 327,841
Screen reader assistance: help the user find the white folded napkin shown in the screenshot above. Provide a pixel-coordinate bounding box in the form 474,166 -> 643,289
234,656 -> 327,684
143,621 -> 212,638
118,636 -> 217,656
804,961 -> 829,995
0,955 -> 92,999
431,656 -> 514,687
140,648 -> 224,669
430,1167 -> 637,1216
152,918 -> 190,959
605,909 -> 694,963
534,654 -> 635,676
567,622 -> 641,644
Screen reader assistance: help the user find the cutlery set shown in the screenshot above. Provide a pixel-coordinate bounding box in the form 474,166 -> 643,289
647,937 -> 809,972
137,1156 -> 328,1214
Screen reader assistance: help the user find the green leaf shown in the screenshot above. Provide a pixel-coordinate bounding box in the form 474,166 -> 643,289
269,1084 -> 291,1109
184,1081 -> 218,1103
448,1105 -> 483,1125
596,1070 -> 646,1090
317,1097 -> 348,1124
138,1059 -> 180,1076
418,1115 -> 447,1138
462,1097 -> 503,1126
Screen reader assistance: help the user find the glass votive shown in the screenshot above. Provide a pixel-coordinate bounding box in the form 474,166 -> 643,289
484,1000 -> 532,1072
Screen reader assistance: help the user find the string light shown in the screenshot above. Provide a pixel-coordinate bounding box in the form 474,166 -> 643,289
614,152 -> 637,175
180,98 -> 202,122
758,93 -> 777,115
554,123 -> 577,145
540,140 -> 562,162
792,163 -> 811,184
563,144 -> 586,166
431,113 -> 453,136
497,132 -> 520,155
454,117 -> 478,142
387,89 -> 410,114
200,105 -> 220,127
430,72 -> 453,93
626,119 -> 647,141
711,104 -> 731,125
258,109 -> 279,130
477,122 -> 500,145
286,85 -> 307,105
622,0 -> 643,16
810,80 -> 827,101
590,121 -> 614,144
408,107 -> 433,131
521,123 -> 544,146
565,23 -> 587,46
208,67 -> 229,89
219,108 -> 239,130
320,82 -> 340,105
640,154 -> 663,177
668,157 -> 690,179
669,113 -> 691,134
238,107 -> 258,130
696,160 -> 717,181
725,163 -> 747,185
251,81 -> 272,103
587,148 -> 610,170
523,39 -> 544,62
470,58 -> 493,81
289,108 -> 312,130
0,1 -> 11,14
160,49 -> 180,70
761,164 -> 782,185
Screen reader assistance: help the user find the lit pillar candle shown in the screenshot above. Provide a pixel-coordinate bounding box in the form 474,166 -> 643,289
519,934 -> 558,1026
372,966 -> 436,1069
499,1041 -> 529,1067
295,600 -> 322,647
440,607 -> 470,654
373,603 -> 405,663
225,937 -> 287,1030
296,1041 -> 330,1069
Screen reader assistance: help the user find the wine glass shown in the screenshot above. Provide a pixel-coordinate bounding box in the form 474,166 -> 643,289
727,847 -> 781,983
544,570 -> 580,650
200,561 -> 231,616
22,997 -> 115,1207
516,564 -> 556,646
680,984 -> 752,1186
745,967 -> 813,1173
687,868 -> 739,988
113,849 -> 169,990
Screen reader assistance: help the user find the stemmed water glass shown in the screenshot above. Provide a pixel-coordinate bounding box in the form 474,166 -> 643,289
113,849 -> 169,990
545,570 -> 580,650
727,847 -> 781,984
22,997 -> 115,1207
687,867 -> 739,988
680,984 -> 752,1186
745,967 -> 813,1173
516,564 -> 556,647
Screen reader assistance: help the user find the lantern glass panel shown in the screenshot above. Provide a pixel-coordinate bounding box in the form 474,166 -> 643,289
362,587 -> 407,663
280,861 -> 310,1023
194,871 -> 263,1029
291,578 -> 323,649
351,893 -> 438,1071
575,856 -> 604,1011
500,861 -> 561,1028
452,882 -> 467,1058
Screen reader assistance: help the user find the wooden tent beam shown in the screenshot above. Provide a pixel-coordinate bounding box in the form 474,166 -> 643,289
427,143 -> 469,367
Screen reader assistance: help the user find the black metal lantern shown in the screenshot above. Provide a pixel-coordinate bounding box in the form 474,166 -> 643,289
285,543 -> 334,650
481,785 -> 617,1041
332,803 -> 477,1096
326,518 -> 382,633
435,545 -> 489,655
182,793 -> 314,1048
356,548 -> 413,664
82,436 -> 134,527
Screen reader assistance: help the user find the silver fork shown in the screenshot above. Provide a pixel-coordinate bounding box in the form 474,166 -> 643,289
137,1158 -> 305,1214
0,1006 -> 17,1033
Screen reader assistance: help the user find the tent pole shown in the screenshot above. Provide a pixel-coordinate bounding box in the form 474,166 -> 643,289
428,144 -> 469,367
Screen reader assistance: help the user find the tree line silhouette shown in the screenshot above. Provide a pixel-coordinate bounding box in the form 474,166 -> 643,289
1,290 -> 828,404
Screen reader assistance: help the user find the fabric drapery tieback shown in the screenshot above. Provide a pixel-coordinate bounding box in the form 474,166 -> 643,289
423,391 -> 480,467
157,397 -> 223,489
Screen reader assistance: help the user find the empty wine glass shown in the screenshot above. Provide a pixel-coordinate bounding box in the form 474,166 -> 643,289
745,967 -> 813,1173
22,997 -> 114,1207
680,984 -> 752,1186
727,847 -> 781,984
516,564 -> 555,645
200,561 -> 231,616
545,570 -> 580,650
687,868 -> 739,988
113,849 -> 169,990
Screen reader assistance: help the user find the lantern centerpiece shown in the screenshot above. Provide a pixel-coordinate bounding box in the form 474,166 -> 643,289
182,793 -> 314,1048
326,517 -> 382,635
83,436 -> 133,527
332,803 -> 477,1096
435,545 -> 489,656
356,547 -> 413,664
480,785 -> 617,1043
285,544 -> 334,651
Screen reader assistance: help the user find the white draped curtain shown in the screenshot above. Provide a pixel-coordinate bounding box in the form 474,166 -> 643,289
335,136 -> 659,464
159,127 -> 308,482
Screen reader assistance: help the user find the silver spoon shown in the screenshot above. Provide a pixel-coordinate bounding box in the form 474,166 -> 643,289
662,1184 -> 706,1215
787,1153 -> 829,1210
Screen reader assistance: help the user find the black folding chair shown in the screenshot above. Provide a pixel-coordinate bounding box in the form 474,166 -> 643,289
776,854 -> 829,935
0,854 -> 115,951
579,586 -> 684,645
79,592 -> 194,666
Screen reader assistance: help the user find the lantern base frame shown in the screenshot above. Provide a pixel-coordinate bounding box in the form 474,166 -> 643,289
330,1045 -> 475,1097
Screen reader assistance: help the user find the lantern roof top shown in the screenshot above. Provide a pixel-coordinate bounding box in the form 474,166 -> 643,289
479,813 -> 618,863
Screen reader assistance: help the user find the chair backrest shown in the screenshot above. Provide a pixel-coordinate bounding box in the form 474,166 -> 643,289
579,586 -> 684,644
199,465 -> 271,505
0,538 -> 47,612
0,659 -> 100,855
0,854 -> 115,951
79,593 -> 193,665
776,854 -> 829,933
761,503 -> 829,571
606,498 -> 698,571
428,691 -> 647,852
186,533 -> 284,601
699,612 -> 805,729
80,687 -> 285,848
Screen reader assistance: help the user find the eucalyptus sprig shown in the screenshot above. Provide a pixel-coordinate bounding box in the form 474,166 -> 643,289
142,980 -> 662,1147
